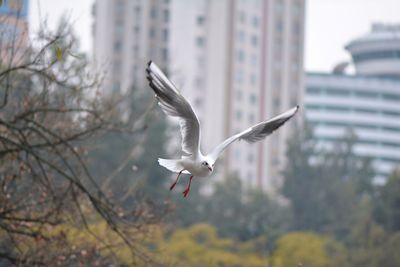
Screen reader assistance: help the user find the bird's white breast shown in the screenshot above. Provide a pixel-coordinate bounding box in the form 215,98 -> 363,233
181,158 -> 212,177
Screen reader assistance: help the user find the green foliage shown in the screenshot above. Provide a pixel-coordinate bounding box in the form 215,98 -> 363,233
169,175 -> 291,244
87,87 -> 171,206
273,232 -> 328,267
373,169 -> 400,232
155,224 -> 268,267
282,126 -> 375,239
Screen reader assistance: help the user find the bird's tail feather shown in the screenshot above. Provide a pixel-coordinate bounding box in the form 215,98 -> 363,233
158,158 -> 185,173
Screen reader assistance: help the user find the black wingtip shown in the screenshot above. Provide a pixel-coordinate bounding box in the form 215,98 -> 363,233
147,60 -> 153,66
296,105 -> 299,109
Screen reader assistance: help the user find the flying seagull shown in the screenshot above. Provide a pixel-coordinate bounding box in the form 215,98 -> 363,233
146,61 -> 299,197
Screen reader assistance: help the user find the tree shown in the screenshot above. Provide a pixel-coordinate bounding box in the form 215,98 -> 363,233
282,125 -> 375,239
0,19 -> 162,266
271,232 -> 349,267
87,87 -> 172,206
154,223 -> 268,267
373,169 -> 400,232
168,174 -> 291,247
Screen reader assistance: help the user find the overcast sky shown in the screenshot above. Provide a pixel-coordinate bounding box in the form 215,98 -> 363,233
29,0 -> 400,72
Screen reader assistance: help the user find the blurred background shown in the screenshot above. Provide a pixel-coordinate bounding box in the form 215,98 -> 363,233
0,0 -> 399,266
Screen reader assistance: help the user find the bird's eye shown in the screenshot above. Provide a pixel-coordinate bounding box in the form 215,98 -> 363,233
205,162 -> 208,166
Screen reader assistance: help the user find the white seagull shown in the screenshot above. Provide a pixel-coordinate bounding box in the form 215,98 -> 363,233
146,61 -> 299,197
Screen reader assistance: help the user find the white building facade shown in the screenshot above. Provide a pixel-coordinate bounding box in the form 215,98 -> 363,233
93,0 -> 306,191
170,0 -> 305,191
93,0 -> 171,93
305,24 -> 400,180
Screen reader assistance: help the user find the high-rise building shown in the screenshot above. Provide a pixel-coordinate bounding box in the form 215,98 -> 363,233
305,24 -> 400,182
170,0 -> 305,191
0,0 -> 29,65
93,0 -> 306,192
92,0 -> 170,93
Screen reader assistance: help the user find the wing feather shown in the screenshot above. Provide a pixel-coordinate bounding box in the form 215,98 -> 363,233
207,106 -> 299,164
146,61 -> 201,158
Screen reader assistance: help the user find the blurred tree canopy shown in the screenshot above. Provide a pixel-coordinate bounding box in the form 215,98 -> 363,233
1,10 -> 400,266
0,18 -> 166,266
282,126 -> 375,240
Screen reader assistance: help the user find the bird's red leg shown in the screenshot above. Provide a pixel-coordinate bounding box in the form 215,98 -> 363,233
182,176 -> 193,198
170,170 -> 184,191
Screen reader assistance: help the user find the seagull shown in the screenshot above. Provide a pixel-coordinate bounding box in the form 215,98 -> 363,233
146,61 -> 299,197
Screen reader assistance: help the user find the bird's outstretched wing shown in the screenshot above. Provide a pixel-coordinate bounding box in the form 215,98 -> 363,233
146,61 -> 201,158
207,106 -> 299,164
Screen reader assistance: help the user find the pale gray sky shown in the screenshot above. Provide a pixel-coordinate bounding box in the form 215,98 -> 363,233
29,0 -> 400,72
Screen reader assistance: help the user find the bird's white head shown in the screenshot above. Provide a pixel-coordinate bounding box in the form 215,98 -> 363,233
201,160 -> 214,173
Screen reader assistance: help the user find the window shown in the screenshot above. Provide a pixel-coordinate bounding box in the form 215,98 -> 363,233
196,36 -> 205,47
163,9 -> 169,22
275,19 -> 283,33
249,93 -> 256,104
197,56 -> 205,67
236,90 -> 243,101
9,0 -> 23,11
382,93 -> 400,101
251,35 -> 258,47
194,98 -> 203,107
115,0 -> 125,15
252,16 -> 259,28
115,20 -> 124,34
149,27 -> 155,38
325,106 -> 350,112
307,87 -> 321,94
195,76 -> 203,88
275,0 -> 284,13
250,54 -> 257,65
353,50 -> 400,63
133,45 -> 139,55
150,7 -> 157,18
292,1 -> 303,16
234,149 -> 241,160
239,11 -> 246,23
248,113 -> 255,124
326,88 -> 350,96
113,60 -> 121,72
292,21 -> 301,35
235,69 -> 244,83
237,50 -> 245,63
383,110 -> 400,116
248,153 -> 254,163
250,74 -> 257,85
238,31 -> 245,43
236,110 -> 242,121
162,48 -> 168,62
197,15 -> 205,25
353,108 -> 377,114
273,98 -> 281,109
134,5 -> 141,15
134,25 -> 140,35
162,29 -> 169,42
354,91 -> 377,98
114,41 -> 122,52
113,82 -> 121,91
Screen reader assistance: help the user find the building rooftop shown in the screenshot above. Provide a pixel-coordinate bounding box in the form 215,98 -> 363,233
346,23 -> 400,48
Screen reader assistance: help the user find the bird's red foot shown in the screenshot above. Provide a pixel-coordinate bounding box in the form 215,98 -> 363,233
182,188 -> 190,197
182,176 -> 193,198
170,182 -> 177,191
170,170 -> 184,191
